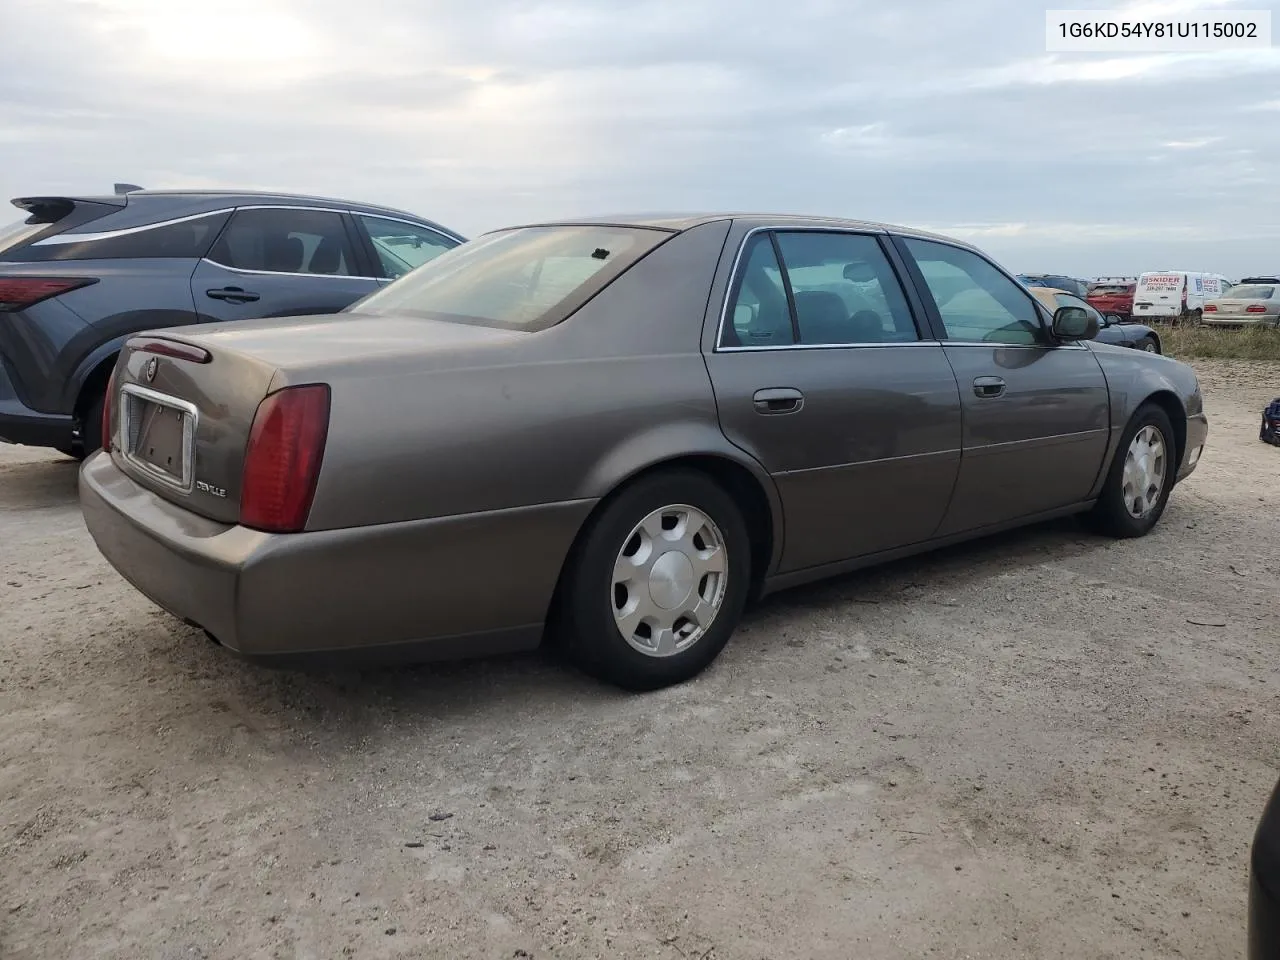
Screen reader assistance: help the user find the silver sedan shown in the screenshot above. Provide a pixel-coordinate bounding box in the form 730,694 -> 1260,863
1202,283 -> 1280,326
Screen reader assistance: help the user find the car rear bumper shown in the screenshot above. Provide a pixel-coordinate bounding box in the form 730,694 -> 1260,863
80,451 -> 595,662
1202,316 -> 1278,326
1249,782 -> 1280,960
0,361 -> 75,448
1177,413 -> 1209,482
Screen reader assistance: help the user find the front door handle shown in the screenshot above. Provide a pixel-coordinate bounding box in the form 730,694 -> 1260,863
753,387 -> 804,415
973,376 -> 1006,399
206,286 -> 260,304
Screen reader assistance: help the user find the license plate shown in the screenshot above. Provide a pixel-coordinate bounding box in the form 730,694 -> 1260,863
120,384 -> 197,490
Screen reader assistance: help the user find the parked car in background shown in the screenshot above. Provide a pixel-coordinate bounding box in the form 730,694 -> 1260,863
1016,273 -> 1089,298
80,213 -> 1208,691
1250,776 -> 1280,958
1261,397 -> 1280,447
1086,277 -> 1137,319
1132,271 -> 1230,323
1027,287 -> 1162,352
0,186 -> 465,458
1203,282 -> 1280,327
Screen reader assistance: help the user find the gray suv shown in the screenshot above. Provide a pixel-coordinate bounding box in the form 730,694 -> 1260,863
0,187 -> 465,457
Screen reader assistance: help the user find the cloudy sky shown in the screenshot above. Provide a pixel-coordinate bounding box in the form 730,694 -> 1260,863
3,0 -> 1279,276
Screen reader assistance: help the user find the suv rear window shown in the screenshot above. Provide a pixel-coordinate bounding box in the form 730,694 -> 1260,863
0,218 -> 44,255
4,211 -> 231,262
1227,284 -> 1275,299
353,225 -> 670,331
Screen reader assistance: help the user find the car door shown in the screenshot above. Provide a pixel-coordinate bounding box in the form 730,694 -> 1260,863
704,228 -> 963,574
894,236 -> 1110,536
190,206 -> 380,322
351,213 -> 462,285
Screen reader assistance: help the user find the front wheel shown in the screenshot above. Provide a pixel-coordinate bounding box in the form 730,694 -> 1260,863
1135,336 -> 1160,354
556,470 -> 751,691
1089,403 -> 1177,538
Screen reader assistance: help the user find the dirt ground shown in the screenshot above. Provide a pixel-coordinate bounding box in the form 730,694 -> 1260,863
1,358 -> 1277,960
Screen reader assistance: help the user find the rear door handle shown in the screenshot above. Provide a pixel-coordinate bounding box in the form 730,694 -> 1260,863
753,387 -> 804,414
206,286 -> 260,304
973,376 -> 1006,398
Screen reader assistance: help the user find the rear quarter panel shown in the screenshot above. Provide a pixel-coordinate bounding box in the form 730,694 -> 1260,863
301,219 -> 781,535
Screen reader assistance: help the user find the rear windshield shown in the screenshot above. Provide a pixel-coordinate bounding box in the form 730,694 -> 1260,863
352,225 -> 671,331
0,217 -> 44,255
1089,284 -> 1133,295
1226,284 -> 1275,299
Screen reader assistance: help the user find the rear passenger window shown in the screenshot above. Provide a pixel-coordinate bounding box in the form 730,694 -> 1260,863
903,238 -> 1044,345
208,208 -> 356,276
774,232 -> 919,344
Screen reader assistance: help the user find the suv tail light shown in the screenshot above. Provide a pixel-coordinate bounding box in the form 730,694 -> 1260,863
1204,304 -> 1217,312
240,384 -> 331,533
101,367 -> 117,451
0,277 -> 98,311
1247,304 -> 1267,314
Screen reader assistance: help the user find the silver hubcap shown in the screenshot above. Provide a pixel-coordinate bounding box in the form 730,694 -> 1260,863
1121,424 -> 1167,519
1143,342 -> 1158,352
611,504 -> 728,658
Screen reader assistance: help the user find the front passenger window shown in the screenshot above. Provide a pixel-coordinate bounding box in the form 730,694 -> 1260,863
902,238 -> 1044,345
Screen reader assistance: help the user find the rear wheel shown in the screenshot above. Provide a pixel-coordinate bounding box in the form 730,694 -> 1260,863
1089,403 -> 1176,538
556,470 -> 751,691
1135,336 -> 1159,353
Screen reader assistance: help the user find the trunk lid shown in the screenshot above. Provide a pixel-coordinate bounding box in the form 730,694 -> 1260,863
108,311 -> 523,524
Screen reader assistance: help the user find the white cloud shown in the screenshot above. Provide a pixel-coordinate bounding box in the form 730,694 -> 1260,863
2,0 -> 1280,273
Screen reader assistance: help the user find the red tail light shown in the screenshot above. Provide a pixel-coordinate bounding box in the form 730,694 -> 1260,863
1204,304 -> 1217,312
240,384 -> 331,533
0,277 -> 98,311
101,367 -> 117,452
1247,304 -> 1267,313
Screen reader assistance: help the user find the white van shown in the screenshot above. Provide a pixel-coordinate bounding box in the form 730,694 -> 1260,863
1133,271 -> 1231,322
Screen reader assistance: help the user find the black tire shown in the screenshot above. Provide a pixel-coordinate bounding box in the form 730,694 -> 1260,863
556,469 -> 751,691
79,390 -> 105,456
1089,403 -> 1177,538
1135,336 -> 1160,354
55,444 -> 87,461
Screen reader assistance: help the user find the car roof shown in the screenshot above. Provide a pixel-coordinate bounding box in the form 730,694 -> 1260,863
491,212 -> 974,245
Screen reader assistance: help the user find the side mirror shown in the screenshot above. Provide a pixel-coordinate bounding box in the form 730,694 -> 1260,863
1103,314 -> 1123,326
1052,305 -> 1097,341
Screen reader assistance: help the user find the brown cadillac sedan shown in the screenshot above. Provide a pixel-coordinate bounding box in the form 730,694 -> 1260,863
80,214 -> 1209,690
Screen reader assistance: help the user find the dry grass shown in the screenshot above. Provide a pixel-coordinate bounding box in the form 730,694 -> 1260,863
1157,322 -> 1280,361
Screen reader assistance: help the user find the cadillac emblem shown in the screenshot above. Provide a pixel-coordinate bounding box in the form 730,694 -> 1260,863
144,357 -> 158,383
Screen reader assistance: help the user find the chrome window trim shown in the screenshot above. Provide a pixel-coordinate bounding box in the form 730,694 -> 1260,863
31,202 -> 464,252
717,341 -> 939,353
199,257 -> 382,282
118,383 -> 200,494
711,221 -> 1090,354
31,209 -> 233,246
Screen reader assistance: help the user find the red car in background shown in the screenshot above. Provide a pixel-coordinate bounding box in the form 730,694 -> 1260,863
1087,277 -> 1137,319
